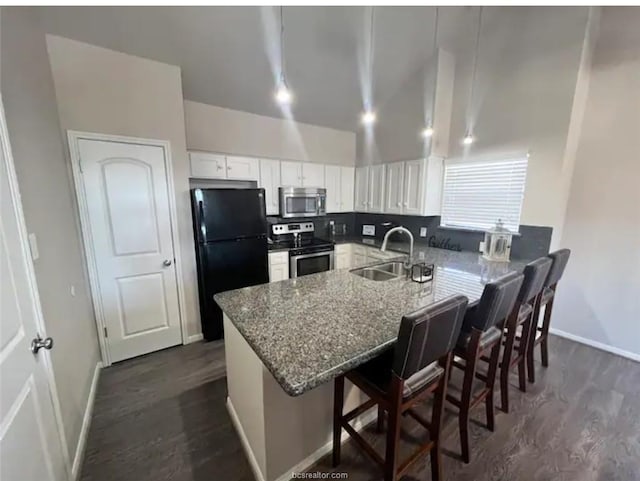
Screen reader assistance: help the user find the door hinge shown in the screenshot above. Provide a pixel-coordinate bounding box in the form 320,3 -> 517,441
78,161 -> 83,173
103,327 -> 108,338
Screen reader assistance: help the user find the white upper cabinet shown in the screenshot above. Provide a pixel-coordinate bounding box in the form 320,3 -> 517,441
280,160 -> 303,187
259,158 -> 281,216
384,162 -> 404,214
403,159 -> 425,215
189,151 -> 226,179
368,164 -> 385,213
226,156 -> 259,181
325,165 -> 341,213
340,166 -> 355,212
302,163 -> 325,188
355,166 -> 369,212
326,165 -> 355,213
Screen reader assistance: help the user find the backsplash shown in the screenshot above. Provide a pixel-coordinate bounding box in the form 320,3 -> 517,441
354,213 -> 552,260
267,213 -> 356,238
267,212 -> 551,260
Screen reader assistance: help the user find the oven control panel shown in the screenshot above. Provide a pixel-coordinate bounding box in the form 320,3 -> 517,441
272,222 -> 314,235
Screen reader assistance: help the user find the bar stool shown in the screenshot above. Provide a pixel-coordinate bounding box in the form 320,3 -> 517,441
446,271 -> 523,463
332,295 -> 468,481
499,257 -> 552,413
527,249 -> 571,383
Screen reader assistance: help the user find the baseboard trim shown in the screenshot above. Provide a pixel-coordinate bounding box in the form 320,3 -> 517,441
226,397 -> 266,481
550,328 -> 640,363
72,361 -> 102,480
226,396 -> 376,481
186,333 -> 204,344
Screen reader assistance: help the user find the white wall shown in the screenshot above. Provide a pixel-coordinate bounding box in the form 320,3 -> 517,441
357,7 -> 592,234
553,7 -> 640,359
184,100 -> 356,166
45,35 -> 202,339
0,7 -> 100,460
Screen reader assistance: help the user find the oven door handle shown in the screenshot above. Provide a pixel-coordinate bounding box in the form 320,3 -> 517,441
291,250 -> 334,259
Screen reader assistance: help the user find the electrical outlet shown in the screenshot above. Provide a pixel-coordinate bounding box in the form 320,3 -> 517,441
70,285 -> 76,297
419,227 -> 428,237
362,225 -> 375,236
479,241 -> 485,252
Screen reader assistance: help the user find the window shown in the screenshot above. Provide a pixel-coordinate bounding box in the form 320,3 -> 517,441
440,156 -> 528,232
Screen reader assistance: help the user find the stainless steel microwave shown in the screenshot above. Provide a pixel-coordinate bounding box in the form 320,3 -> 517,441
279,187 -> 326,218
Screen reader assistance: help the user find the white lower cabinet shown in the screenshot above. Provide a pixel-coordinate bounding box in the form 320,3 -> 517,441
334,244 -> 352,269
268,252 -> 289,282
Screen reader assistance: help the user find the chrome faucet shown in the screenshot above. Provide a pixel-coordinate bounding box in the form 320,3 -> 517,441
381,226 -> 414,267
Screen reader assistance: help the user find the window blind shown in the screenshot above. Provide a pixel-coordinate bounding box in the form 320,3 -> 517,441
441,156 -> 528,232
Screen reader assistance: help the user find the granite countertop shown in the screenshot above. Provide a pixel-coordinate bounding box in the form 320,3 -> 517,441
215,245 -> 526,397
214,241 -> 524,396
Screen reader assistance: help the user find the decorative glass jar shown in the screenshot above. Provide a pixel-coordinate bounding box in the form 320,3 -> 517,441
482,220 -> 514,262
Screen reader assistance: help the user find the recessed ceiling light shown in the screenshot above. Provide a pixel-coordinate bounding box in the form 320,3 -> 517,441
275,85 -> 292,105
422,126 -> 434,138
361,110 -> 377,126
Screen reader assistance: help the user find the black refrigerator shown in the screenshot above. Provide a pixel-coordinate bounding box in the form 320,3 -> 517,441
191,188 -> 269,340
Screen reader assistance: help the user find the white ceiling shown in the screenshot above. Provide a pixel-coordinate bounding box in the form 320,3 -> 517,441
37,6 -> 587,132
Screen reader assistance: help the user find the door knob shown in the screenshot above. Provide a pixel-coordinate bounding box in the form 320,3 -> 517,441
163,259 -> 173,267
31,335 -> 53,354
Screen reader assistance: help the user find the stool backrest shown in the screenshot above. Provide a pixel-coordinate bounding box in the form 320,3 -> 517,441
392,295 -> 468,380
518,257 -> 553,304
545,249 -> 571,287
471,272 -> 524,332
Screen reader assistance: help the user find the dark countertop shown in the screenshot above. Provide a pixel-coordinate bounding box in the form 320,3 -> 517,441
216,245 -> 526,397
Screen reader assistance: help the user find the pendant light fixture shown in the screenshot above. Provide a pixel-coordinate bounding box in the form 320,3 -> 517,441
361,7 -> 376,126
422,7 -> 439,139
464,6 -> 483,145
275,6 -> 292,106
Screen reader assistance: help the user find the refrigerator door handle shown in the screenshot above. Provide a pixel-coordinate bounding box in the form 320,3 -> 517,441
198,200 -> 206,241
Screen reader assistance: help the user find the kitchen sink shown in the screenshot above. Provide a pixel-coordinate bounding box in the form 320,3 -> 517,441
374,261 -> 410,276
350,261 -> 410,282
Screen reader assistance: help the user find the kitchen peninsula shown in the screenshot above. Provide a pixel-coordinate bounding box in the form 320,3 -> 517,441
214,244 -> 525,481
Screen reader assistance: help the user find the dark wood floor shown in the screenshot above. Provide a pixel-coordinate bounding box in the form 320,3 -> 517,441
80,336 -> 640,481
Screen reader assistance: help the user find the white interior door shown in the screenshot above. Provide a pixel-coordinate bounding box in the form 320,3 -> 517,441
76,138 -> 182,363
1,104 -> 67,481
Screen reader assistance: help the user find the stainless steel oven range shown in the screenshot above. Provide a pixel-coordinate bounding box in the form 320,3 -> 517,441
270,222 -> 334,278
